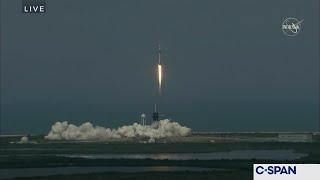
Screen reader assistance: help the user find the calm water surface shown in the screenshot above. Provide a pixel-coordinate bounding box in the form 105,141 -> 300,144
60,149 -> 307,160
0,166 -> 211,179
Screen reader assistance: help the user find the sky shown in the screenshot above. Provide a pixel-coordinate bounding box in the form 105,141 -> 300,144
0,0 -> 319,134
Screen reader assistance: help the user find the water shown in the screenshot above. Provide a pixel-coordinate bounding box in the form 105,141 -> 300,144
0,150 -> 308,179
60,149 -> 307,160
0,166 -> 211,180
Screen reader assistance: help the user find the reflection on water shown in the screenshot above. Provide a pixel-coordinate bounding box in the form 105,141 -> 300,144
0,166 -> 210,180
61,150 -> 307,160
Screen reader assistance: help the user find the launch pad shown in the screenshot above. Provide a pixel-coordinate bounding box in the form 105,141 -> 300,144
152,104 -> 159,121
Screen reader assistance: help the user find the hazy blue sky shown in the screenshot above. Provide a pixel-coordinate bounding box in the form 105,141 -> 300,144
1,0 -> 319,134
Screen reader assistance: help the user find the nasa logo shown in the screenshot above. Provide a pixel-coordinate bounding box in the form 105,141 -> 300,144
255,165 -> 297,175
282,17 -> 303,36
22,0 -> 46,14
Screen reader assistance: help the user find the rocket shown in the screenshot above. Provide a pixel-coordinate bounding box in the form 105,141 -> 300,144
153,45 -> 162,121
157,45 -> 162,94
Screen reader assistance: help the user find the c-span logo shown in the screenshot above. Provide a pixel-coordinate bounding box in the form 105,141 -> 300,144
254,164 -> 320,180
255,165 -> 296,175
22,0 -> 46,13
282,17 -> 303,36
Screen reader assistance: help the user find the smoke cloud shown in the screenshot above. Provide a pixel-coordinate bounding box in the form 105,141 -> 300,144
45,119 -> 191,141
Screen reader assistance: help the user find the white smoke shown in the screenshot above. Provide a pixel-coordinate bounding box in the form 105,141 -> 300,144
45,119 -> 191,141
19,136 -> 29,144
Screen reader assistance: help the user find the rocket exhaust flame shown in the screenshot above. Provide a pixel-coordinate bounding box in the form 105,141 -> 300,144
158,64 -> 162,93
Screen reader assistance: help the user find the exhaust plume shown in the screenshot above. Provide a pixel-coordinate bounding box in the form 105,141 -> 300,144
45,119 -> 191,141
